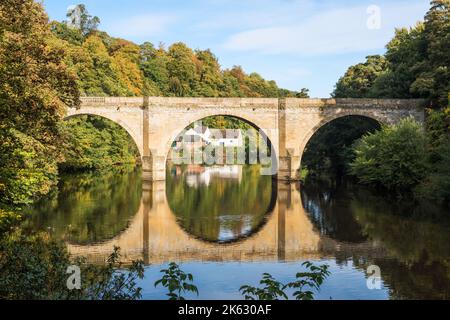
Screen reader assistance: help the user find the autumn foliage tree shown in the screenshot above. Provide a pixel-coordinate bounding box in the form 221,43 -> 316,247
49,11 -> 302,99
0,0 -> 80,211
0,0 -> 79,143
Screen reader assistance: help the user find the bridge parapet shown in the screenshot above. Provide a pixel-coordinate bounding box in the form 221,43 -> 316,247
77,97 -> 427,111
146,97 -> 279,109
79,96 -> 145,108
285,98 -> 427,109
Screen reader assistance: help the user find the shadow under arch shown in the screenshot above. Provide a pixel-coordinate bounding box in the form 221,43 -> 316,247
164,114 -> 279,244
299,179 -> 369,243
298,114 -> 383,174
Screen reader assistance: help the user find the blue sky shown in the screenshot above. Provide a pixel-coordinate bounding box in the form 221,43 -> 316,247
42,0 -> 429,97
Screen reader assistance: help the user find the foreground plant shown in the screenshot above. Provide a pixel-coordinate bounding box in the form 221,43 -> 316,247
240,262 -> 330,300
78,246 -> 145,300
0,231 -> 144,300
155,262 -> 199,300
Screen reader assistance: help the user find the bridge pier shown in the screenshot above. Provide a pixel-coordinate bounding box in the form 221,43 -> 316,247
277,155 -> 301,181
277,98 -> 301,181
142,155 -> 166,181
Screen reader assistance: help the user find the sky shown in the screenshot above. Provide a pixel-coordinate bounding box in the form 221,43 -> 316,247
42,0 -> 430,97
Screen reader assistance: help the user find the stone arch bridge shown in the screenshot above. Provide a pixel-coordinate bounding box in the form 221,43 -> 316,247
66,97 -> 425,181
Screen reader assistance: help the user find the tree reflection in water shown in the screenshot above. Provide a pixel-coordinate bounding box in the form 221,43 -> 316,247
166,163 -> 276,243
23,166 -> 142,244
300,177 -> 450,300
23,166 -> 450,299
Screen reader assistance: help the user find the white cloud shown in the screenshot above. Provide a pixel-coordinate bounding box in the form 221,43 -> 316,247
192,0 -> 314,32
106,14 -> 176,39
222,2 -> 427,55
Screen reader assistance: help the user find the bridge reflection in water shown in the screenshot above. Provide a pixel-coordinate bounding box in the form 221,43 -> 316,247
67,178 -> 382,265
26,164 -> 449,299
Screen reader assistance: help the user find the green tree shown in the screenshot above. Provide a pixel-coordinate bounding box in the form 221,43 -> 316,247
65,4 -> 100,36
332,0 -> 449,202
80,35 -> 130,96
350,118 -> 428,192
296,88 -> 310,98
194,49 -> 223,97
0,0 -> 79,215
50,21 -> 84,45
371,25 -> 427,99
140,42 -> 171,95
418,0 -> 450,107
334,1 -> 449,107
48,5 -> 300,99
416,136 -> 450,204
333,55 -> 387,98
416,107 -> 450,204
0,0 -> 79,144
167,42 -> 198,96
110,39 -> 144,96
60,115 -> 139,172
221,68 -> 245,97
0,128 -> 59,207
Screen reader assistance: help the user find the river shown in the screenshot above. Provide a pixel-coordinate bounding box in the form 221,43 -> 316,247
24,164 -> 450,300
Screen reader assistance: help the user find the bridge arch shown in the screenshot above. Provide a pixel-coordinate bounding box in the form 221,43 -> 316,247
163,113 -> 279,171
294,113 -> 385,176
65,109 -> 144,158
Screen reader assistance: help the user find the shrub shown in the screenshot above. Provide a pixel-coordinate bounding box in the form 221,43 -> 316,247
0,232 -> 144,300
0,127 -> 59,207
350,118 -> 428,193
416,135 -> 450,204
0,209 -> 22,235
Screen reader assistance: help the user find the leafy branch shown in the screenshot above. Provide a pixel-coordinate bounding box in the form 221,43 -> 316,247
240,262 -> 330,300
155,262 -> 199,300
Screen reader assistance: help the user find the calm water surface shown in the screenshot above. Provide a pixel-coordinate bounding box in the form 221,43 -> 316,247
25,164 -> 450,300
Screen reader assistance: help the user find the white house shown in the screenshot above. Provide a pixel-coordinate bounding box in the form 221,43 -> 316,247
207,129 -> 244,148
175,126 -> 244,150
174,126 -> 210,150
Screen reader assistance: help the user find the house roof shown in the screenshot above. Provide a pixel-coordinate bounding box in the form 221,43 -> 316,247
176,127 -> 243,142
209,129 -> 242,139
192,126 -> 209,134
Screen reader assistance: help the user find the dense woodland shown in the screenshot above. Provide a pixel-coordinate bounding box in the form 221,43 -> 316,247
50,5 -> 306,99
